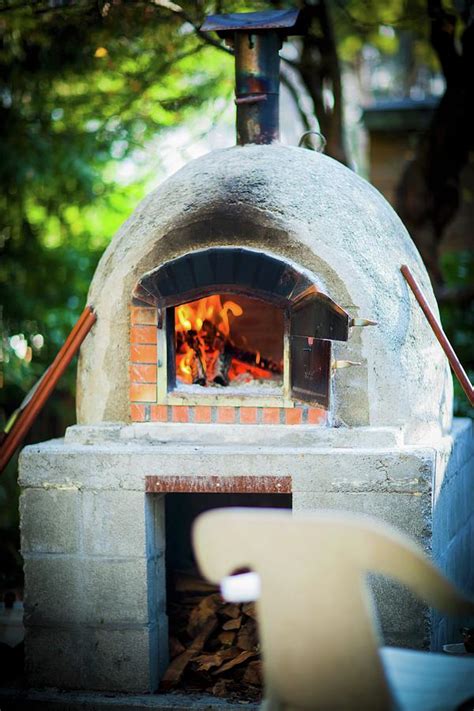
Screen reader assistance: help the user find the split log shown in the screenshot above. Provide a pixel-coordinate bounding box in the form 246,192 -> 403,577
221,603 -> 241,619
187,593 -> 222,637
213,650 -> 258,675
211,349 -> 232,386
237,619 -> 258,652
161,617 -> 218,689
218,630 -> 236,647
242,602 -> 257,620
169,637 -> 185,659
243,660 -> 263,686
193,648 -> 236,672
222,616 -> 242,631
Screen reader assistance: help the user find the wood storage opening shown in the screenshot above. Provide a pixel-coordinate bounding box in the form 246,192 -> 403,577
161,492 -> 292,701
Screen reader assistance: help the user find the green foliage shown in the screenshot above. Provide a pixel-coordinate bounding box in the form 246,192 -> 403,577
0,0 -> 233,426
440,251 -> 474,418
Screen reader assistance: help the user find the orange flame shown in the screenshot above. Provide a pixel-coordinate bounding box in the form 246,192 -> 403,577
175,295 -> 279,387
175,295 -> 243,384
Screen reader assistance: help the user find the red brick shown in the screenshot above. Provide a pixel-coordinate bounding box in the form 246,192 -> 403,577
194,406 -> 212,423
130,404 -> 146,422
129,364 -> 157,383
130,344 -> 157,363
262,408 -> 281,425
129,383 -> 157,403
130,307 -> 157,326
130,325 -> 157,344
150,405 -> 168,422
285,408 -> 303,425
172,406 -> 189,423
240,407 -> 257,424
307,408 -> 326,424
217,407 -> 235,424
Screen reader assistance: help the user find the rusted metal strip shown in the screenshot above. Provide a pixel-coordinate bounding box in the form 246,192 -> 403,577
145,475 -> 292,494
401,265 -> 474,405
0,306 -> 97,474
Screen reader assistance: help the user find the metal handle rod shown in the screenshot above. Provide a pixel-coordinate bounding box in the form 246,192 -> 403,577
0,305 -> 96,474
401,265 -> 473,406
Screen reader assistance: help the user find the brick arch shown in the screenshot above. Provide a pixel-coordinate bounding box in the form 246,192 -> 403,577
135,247 -> 317,309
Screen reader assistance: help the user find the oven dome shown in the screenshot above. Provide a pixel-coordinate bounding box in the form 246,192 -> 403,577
77,143 -> 452,441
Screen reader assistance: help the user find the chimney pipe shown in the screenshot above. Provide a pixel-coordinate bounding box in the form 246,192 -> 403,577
201,10 -> 305,146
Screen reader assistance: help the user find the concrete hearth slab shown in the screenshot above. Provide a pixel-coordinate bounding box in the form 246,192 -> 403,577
0,689 -> 258,711
64,423 -> 404,448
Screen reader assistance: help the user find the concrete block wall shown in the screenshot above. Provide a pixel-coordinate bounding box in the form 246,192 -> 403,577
18,419 -> 473,693
431,418 -> 474,650
20,487 -> 168,692
292,449 -> 433,649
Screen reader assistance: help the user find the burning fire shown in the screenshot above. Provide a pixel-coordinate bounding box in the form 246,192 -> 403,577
174,295 -> 281,387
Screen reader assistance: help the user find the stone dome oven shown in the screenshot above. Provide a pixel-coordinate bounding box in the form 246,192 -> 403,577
18,8 -> 473,704
77,143 -> 452,436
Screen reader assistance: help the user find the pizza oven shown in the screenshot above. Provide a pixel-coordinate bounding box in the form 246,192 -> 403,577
18,9 -> 470,704
129,246 -> 352,426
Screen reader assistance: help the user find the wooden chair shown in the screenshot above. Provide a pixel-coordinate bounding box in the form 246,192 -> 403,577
192,508 -> 474,711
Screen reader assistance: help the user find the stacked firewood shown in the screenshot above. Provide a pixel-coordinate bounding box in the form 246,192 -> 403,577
161,571 -> 262,701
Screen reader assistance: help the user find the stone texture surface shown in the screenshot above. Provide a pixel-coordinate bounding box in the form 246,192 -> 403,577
431,418 -> 474,650
23,557 -> 84,626
25,623 -> 163,694
20,488 -> 80,554
0,688 -> 257,710
76,144 -> 452,441
25,626 -> 84,689
82,625 -> 162,692
292,491 -> 431,543
18,437 -> 435,494
82,490 -> 147,557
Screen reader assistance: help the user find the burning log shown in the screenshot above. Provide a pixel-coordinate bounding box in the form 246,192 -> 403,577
227,344 -> 282,375
174,294 -> 282,387
209,349 -> 232,386
162,571 -> 262,701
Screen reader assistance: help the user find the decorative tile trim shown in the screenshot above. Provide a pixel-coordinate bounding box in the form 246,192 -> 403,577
145,474 -> 292,494
130,403 -> 327,424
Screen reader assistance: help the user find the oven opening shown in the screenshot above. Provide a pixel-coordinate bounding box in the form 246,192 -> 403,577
171,293 -> 285,395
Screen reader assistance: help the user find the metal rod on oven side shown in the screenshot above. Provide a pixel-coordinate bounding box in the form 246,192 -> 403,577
0,305 -> 97,474
401,265 -> 474,405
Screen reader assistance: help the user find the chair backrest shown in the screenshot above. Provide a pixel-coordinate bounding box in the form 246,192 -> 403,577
193,508 -> 474,711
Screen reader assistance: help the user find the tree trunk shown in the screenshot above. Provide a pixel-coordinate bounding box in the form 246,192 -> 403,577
395,2 -> 474,288
288,0 -> 349,165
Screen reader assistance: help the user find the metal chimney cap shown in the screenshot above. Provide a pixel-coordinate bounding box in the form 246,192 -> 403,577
201,9 -> 305,38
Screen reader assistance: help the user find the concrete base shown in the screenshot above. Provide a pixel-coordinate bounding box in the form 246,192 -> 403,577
0,689 -> 258,711
18,420 -> 472,693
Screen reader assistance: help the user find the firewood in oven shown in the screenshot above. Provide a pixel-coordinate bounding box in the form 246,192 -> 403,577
183,330 -> 206,385
210,348 -> 232,386
190,350 -> 206,385
227,344 -> 282,375
201,319 -> 218,349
